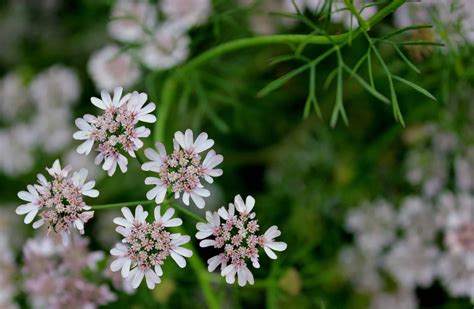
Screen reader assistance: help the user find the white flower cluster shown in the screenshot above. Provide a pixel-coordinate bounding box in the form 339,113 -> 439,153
14,79 -> 286,291
196,195 -> 287,286
341,124 -> 474,304
110,205 -> 192,289
74,87 -> 156,176
0,66 -> 80,177
88,0 -> 212,91
16,160 -> 99,245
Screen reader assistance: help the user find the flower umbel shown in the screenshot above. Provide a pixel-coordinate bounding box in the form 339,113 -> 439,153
196,194 -> 287,286
142,129 -> 223,208
16,159 -> 98,244
110,205 -> 192,289
73,87 -> 156,176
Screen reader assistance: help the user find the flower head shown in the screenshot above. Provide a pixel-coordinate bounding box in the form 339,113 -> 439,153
108,0 -> 156,43
88,45 -> 141,92
142,129 -> 223,208
140,23 -> 190,70
73,87 -> 156,176
110,205 -> 192,289
196,195 -> 287,286
160,0 -> 211,31
16,159 -> 98,245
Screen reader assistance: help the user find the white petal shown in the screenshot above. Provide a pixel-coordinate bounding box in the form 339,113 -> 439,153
170,251 -> 187,268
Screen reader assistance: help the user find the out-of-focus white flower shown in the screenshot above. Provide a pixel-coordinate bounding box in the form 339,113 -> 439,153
405,149 -> 447,197
398,196 -> 437,241
454,147 -> 474,192
0,207 -> 19,309
160,0 -> 211,31
338,247 -> 383,293
0,72 -> 29,121
345,199 -> 396,254
393,1 -> 433,29
437,192 -> 474,254
16,159 -> 98,245
196,195 -> 287,286
140,23 -> 190,70
142,129 -> 223,209
437,252 -> 474,299
383,237 -> 438,289
370,289 -> 417,309
88,45 -> 141,92
110,205 -> 192,289
29,65 -> 80,109
331,0 -> 377,29
108,0 -> 156,43
239,0 -> 303,35
73,87 -> 156,176
23,235 -> 116,309
30,107 -> 73,154
0,124 -> 35,176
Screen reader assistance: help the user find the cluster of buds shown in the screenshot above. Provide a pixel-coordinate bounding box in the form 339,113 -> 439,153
142,129 -> 223,209
73,87 -> 156,176
110,205 -> 192,289
16,160 -> 98,244
196,195 -> 287,286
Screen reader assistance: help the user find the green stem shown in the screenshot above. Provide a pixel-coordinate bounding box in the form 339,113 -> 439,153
164,200 -> 205,222
160,199 -> 220,309
152,0 -> 407,141
91,200 -> 204,222
90,200 -> 154,210
344,0 -> 370,31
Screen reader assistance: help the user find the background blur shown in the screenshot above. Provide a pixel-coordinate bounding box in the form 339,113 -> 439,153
0,0 -> 473,308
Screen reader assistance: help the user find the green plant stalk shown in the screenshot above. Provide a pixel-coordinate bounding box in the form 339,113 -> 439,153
91,200 -> 154,210
343,0 -> 370,31
153,0 -> 407,140
148,1 -> 408,305
160,199 -> 220,309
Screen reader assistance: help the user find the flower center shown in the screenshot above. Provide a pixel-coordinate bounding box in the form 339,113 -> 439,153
160,149 -> 204,193
212,214 -> 262,266
37,176 -> 86,233
125,222 -> 172,271
91,106 -> 138,155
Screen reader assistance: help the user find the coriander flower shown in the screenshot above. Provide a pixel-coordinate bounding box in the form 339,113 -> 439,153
140,23 -> 190,70
29,65 -> 80,109
108,0 -> 156,43
196,195 -> 287,286
110,205 -> 192,289
73,87 -> 156,176
160,0 -> 211,31
142,129 -> 223,208
16,160 -> 98,245
88,45 -> 141,92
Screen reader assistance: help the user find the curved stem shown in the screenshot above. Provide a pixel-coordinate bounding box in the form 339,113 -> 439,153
152,0 -> 407,141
